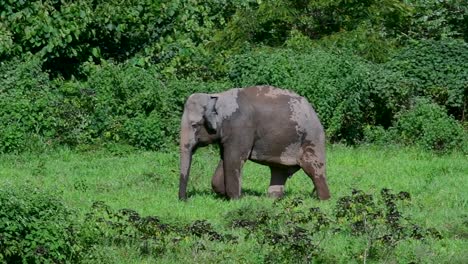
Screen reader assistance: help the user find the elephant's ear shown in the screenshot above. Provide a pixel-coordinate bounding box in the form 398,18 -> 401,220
204,95 -> 219,131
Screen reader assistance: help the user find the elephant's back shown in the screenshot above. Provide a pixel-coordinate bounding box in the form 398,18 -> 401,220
241,86 -> 321,134
241,86 -> 300,128
241,86 -> 324,165
241,85 -> 301,100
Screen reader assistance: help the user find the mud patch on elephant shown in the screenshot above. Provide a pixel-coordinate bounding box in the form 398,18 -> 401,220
299,144 -> 325,180
253,85 -> 298,99
280,142 -> 301,165
288,97 -> 320,142
300,145 -> 316,163
289,98 -> 307,122
253,85 -> 270,96
264,87 -> 297,99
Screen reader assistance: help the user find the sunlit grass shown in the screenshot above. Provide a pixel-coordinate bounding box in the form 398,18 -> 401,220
0,144 -> 466,263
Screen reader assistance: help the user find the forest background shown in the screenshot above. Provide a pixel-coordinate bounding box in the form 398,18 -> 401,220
1,0 -> 467,154
1,1 -> 468,263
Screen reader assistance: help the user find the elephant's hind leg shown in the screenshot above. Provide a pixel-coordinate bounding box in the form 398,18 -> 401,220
298,144 -> 331,200
268,166 -> 299,198
211,160 -> 226,196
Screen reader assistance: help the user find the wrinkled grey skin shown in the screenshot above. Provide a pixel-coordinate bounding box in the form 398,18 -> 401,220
179,86 -> 330,201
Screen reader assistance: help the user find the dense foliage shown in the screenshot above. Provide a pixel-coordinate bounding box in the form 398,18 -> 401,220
0,57 -> 58,153
0,186 -> 82,263
0,0 -> 466,153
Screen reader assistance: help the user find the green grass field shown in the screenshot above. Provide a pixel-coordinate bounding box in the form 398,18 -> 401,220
1,145 -> 467,263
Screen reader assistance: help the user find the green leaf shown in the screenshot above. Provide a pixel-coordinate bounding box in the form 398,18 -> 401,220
91,47 -> 100,58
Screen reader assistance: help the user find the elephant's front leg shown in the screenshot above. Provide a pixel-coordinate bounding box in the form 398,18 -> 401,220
222,145 -> 250,199
211,160 -> 225,196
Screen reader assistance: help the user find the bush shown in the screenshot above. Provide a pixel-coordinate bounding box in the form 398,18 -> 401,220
393,98 -> 466,152
0,57 -> 233,153
0,0 -> 95,77
0,57 -> 58,153
363,126 -> 397,145
53,80 -> 95,146
386,39 -> 468,121
405,0 -> 468,41
222,189 -> 441,263
367,64 -> 422,129
84,201 -> 237,260
123,112 -> 167,150
215,0 -> 411,48
82,63 -> 232,150
313,23 -> 399,63
0,186 -> 83,263
0,57 -> 97,152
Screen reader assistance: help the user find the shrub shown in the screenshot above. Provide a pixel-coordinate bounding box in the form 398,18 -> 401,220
0,123 -> 27,154
0,57 -> 58,153
0,57 -> 97,152
313,22 -> 399,63
224,204 -> 273,232
84,201 -> 237,260
405,0 -> 468,41
0,0 -> 95,77
223,189 -> 441,263
393,98 -> 466,152
123,112 -> 167,150
53,80 -> 95,146
0,57 -> 233,153
366,64 -> 415,128
333,189 -> 441,262
82,63 -> 168,146
0,186 -> 83,263
386,39 -> 468,121
363,125 -> 397,145
215,0 -> 411,47
79,62 -> 232,150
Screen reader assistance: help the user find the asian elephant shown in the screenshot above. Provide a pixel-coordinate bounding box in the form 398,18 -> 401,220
179,85 -> 330,201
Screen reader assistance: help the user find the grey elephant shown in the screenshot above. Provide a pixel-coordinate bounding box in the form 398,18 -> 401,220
179,85 -> 330,200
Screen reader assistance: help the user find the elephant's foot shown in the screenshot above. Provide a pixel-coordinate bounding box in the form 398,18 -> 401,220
268,185 -> 285,198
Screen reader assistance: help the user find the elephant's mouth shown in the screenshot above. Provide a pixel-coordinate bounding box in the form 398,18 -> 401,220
195,138 -> 220,149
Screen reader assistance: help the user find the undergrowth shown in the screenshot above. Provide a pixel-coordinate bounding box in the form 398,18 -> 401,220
0,187 -> 441,263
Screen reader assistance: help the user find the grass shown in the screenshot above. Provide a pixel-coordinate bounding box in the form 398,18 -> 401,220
0,144 -> 467,263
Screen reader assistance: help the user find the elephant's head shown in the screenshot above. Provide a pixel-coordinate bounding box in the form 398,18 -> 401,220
179,93 -> 220,200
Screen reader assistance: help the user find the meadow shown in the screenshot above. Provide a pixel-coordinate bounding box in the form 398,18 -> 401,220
1,145 -> 466,263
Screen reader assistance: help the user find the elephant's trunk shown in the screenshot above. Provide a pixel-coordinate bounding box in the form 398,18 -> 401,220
179,148 -> 192,200
179,113 -> 195,200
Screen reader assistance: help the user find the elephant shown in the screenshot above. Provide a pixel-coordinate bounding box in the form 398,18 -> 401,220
179,85 -> 330,201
